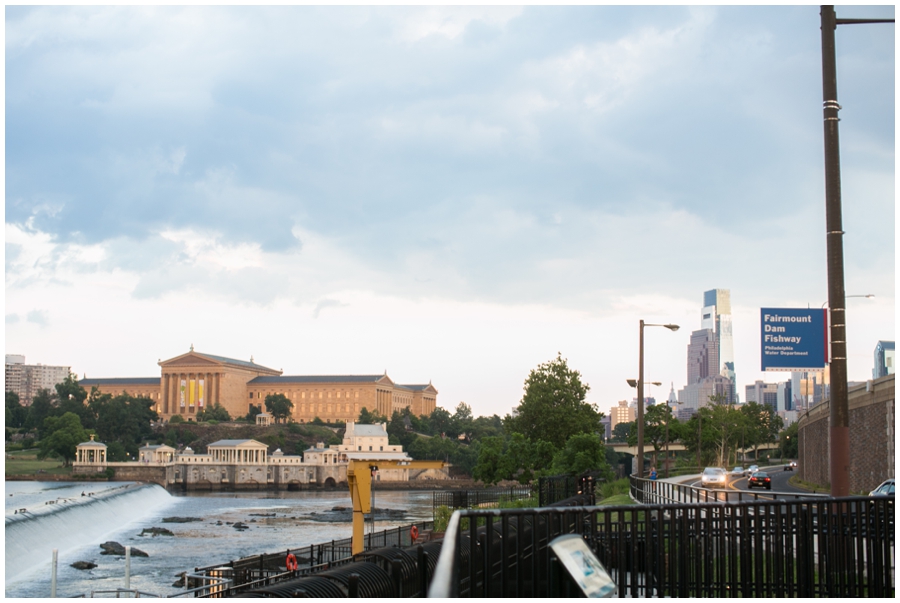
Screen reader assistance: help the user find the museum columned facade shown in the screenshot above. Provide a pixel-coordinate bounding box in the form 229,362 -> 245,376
79,350 -> 438,423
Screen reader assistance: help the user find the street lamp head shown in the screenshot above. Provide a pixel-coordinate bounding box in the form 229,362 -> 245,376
664,324 -> 680,332
627,379 -> 661,387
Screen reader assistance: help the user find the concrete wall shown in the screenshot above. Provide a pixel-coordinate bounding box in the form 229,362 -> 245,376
798,374 -> 894,493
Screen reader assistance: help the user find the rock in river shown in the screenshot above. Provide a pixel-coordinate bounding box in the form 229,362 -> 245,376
140,527 -> 175,537
71,561 -> 97,570
99,541 -> 149,557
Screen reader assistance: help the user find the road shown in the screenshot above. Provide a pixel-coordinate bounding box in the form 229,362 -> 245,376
688,464 -> 811,496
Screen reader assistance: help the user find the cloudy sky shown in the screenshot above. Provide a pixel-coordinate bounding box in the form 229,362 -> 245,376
5,5 -> 895,419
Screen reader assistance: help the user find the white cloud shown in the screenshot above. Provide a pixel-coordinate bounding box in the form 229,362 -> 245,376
394,6 -> 523,42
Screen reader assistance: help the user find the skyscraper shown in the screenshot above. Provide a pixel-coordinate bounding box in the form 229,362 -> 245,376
702,289 -> 735,384
678,289 -> 737,409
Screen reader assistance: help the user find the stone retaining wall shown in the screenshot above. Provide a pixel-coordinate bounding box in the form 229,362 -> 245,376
798,373 -> 894,493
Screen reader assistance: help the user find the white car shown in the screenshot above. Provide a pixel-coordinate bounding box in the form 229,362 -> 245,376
731,466 -> 744,477
746,465 -> 760,477
701,467 -> 727,489
870,479 -> 895,497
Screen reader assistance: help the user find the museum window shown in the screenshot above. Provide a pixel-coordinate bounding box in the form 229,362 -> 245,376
249,392 -> 253,399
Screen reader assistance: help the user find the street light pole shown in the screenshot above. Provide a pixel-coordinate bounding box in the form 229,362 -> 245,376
820,5 -> 893,497
636,321 -> 679,478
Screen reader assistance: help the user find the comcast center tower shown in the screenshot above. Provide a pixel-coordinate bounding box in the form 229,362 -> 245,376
701,289 -> 735,384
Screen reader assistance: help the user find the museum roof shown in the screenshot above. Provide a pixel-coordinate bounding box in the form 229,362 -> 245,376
395,384 -> 432,391
194,352 -> 277,371
79,377 -> 160,385
248,375 -> 389,384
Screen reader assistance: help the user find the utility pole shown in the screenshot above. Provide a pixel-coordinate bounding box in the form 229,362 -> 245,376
819,5 -> 893,497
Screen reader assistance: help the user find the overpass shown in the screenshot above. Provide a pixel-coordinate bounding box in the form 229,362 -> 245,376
607,441 -> 779,459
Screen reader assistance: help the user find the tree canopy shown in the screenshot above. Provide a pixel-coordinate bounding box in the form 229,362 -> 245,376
38,412 -> 88,466
505,354 -> 602,449
264,393 -> 294,422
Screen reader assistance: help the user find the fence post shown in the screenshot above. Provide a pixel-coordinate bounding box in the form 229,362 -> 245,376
51,549 -> 58,598
125,545 -> 131,591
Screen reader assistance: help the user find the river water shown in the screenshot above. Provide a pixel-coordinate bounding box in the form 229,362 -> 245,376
5,481 -> 435,598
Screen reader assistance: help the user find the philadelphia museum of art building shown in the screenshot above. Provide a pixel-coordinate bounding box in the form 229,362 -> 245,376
80,350 -> 438,423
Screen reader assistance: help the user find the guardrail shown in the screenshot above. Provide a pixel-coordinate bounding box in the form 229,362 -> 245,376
429,496 -> 894,597
629,473 -> 830,505
433,486 -> 534,511
191,521 -> 434,597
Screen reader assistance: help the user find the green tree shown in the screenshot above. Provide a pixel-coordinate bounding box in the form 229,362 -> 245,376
780,421 -> 799,458
91,392 -> 158,457
428,407 -> 453,437
38,412 -> 88,466
197,402 -> 231,422
26,389 -> 56,435
505,354 -> 601,449
504,433 -> 535,483
472,436 -> 507,485
450,402 -> 474,440
627,404 -> 675,468
6,391 -> 27,429
264,393 -> 294,423
611,421 -> 633,443
106,441 -> 129,462
551,433 -> 613,479
54,374 -> 92,427
357,407 -> 387,424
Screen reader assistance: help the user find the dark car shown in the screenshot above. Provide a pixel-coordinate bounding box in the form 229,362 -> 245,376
784,461 -> 797,471
748,472 -> 771,490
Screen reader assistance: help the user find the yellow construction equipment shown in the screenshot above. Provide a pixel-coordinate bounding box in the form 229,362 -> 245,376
347,459 -> 445,555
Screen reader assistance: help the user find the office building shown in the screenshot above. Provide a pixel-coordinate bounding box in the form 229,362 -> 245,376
745,380 -> 779,411
678,289 -> 737,408
873,340 -> 895,378
702,289 -> 736,384
609,400 -> 635,432
5,355 -> 71,405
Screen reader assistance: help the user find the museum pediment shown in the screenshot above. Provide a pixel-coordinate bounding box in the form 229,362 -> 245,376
159,352 -> 225,369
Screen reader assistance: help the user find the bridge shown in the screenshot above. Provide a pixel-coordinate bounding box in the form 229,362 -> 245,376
606,441 -> 779,458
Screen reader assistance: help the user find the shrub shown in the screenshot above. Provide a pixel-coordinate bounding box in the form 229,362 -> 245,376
105,467 -> 115,479
433,505 -> 453,532
599,477 -> 630,501
22,438 -> 35,449
169,415 -> 185,424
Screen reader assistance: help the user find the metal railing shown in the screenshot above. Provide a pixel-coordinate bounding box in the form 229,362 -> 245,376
630,473 -> 830,505
433,486 -> 534,511
429,496 -> 894,597
192,521 -> 434,597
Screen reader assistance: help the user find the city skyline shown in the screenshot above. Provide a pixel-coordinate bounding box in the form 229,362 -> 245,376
5,6 -> 894,419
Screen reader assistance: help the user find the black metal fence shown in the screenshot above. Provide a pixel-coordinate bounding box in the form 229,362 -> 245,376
189,521 -> 434,597
433,486 -> 534,511
538,473 -> 598,507
429,496 -> 895,598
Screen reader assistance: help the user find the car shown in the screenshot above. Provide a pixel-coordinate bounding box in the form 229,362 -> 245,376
869,479 -> 895,497
784,461 -> 797,471
731,466 -> 744,477
701,467 -> 727,488
748,471 -> 771,490
746,465 -> 760,476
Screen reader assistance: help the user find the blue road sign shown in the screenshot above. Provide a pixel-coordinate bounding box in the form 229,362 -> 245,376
760,308 -> 828,371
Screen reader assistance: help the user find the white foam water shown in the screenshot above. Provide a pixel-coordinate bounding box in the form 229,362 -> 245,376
4,483 -> 434,598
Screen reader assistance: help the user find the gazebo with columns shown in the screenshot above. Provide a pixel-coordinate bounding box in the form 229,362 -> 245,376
75,435 -> 108,467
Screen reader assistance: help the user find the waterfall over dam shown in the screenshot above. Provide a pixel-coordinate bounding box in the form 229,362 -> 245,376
5,482 -> 176,587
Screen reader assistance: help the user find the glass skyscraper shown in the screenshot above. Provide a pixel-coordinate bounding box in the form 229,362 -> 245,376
701,289 -> 735,385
